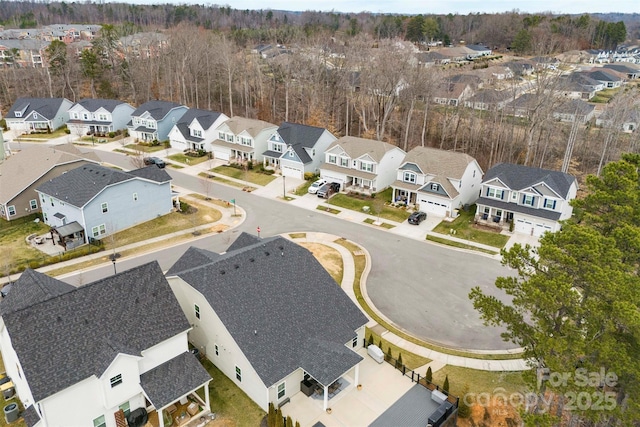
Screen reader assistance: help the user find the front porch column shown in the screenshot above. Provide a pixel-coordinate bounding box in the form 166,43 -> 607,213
158,408 -> 165,427
354,364 -> 360,386
323,385 -> 328,410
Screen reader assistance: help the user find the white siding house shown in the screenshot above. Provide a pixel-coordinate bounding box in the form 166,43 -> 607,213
168,108 -> 229,151
210,117 -> 278,163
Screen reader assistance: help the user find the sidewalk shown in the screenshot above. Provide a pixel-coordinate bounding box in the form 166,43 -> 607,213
289,232 -> 529,372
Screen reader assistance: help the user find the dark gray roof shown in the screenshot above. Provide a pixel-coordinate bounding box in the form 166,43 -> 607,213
483,163 -> 576,198
74,98 -> 129,113
555,99 -> 595,115
168,234 -> 368,387
166,247 -> 220,276
132,100 -> 185,120
140,351 -> 211,409
477,196 -> 562,220
6,97 -> 69,120
466,44 -> 490,51
275,122 -> 328,164
0,269 -> 74,316
370,384 -> 442,427
467,89 -> 512,103
586,69 -> 622,82
262,150 -> 283,158
226,232 -> 261,252
2,262 -> 190,402
36,164 -> 169,208
22,405 -> 40,427
54,221 -> 84,236
176,108 -> 223,131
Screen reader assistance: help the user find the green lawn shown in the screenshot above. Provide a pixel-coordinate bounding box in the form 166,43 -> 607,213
211,166 -> 276,186
432,207 -> 509,248
328,189 -> 411,223
15,127 -> 69,140
591,87 -> 622,103
363,218 -> 395,229
294,180 -> 314,196
0,352 -> 26,427
316,205 -> 341,214
0,216 -> 54,275
427,235 -> 499,255
124,143 -> 165,153
366,328 -> 431,370
167,153 -> 211,166
432,365 -> 528,397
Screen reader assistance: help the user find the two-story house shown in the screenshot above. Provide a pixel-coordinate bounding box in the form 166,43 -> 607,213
0,40 -> 48,68
36,164 -> 173,248
475,163 -> 578,237
66,98 -> 135,136
391,146 -> 483,218
319,136 -> 406,194
262,122 -> 337,179
128,100 -> 188,143
4,97 -> 73,133
0,144 -> 101,221
168,108 -> 229,151
210,117 -> 278,163
0,263 -> 211,427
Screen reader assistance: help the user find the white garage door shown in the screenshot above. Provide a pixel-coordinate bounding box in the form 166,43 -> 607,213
282,165 -> 303,179
533,224 -> 553,237
213,150 -> 229,161
515,219 -> 533,234
321,174 -> 345,189
418,197 -> 449,217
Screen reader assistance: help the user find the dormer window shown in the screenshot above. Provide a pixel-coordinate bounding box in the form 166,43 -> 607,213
14,111 -> 22,117
360,162 -> 373,173
227,134 -> 234,142
192,129 -> 202,138
431,183 -> 439,191
544,199 -> 556,209
328,155 -> 337,164
218,131 -> 225,140
403,171 -> 416,183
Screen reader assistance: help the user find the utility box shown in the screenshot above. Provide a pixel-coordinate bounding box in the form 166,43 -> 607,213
367,345 -> 384,364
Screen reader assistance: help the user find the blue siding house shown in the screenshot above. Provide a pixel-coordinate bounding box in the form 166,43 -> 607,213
36,164 -> 173,248
128,100 -> 188,143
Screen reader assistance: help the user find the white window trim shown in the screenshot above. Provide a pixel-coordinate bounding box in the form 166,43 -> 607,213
101,202 -> 108,213
93,415 -> 106,427
195,304 -> 200,319
110,374 -> 122,388
403,171 -> 416,183
30,199 -> 38,210
7,205 -> 16,216
235,366 -> 242,382
277,382 -> 286,399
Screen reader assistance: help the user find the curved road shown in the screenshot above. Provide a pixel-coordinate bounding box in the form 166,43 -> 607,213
63,148 -> 515,351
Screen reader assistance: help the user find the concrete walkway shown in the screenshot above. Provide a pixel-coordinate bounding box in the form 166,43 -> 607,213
288,232 -> 529,372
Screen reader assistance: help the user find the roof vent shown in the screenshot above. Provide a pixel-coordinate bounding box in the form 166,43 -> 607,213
264,251 -> 270,256
220,270 -> 226,275
57,316 -> 62,322
278,245 -> 284,251
234,264 -> 239,269
249,258 -> 254,262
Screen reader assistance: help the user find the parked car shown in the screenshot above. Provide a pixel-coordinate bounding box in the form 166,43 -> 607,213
143,157 -> 166,168
408,211 -> 427,225
317,182 -> 340,198
308,179 -> 327,194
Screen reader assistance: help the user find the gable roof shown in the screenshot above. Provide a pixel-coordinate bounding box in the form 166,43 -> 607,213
483,163 -> 576,198
466,89 -> 512,104
173,108 -> 225,142
554,99 -> 595,116
0,269 -> 74,316
72,98 -> 131,113
6,97 -> 70,120
328,136 -> 401,162
36,164 -> 170,208
2,262 -> 190,402
401,146 -> 479,180
166,247 -> 221,276
274,122 -> 330,164
222,117 -> 277,137
0,144 -> 101,204
132,100 -> 184,120
168,234 -> 367,387
586,69 -> 623,82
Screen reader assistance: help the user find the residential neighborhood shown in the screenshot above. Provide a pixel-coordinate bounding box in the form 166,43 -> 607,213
0,6 -> 639,427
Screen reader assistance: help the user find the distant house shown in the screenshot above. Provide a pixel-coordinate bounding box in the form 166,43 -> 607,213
66,98 -> 135,136
504,93 -> 539,118
552,99 -> 596,123
320,136 -> 406,194
0,262 -> 211,427
475,163 -> 577,236
415,51 -> 450,66
0,39 -> 49,68
128,100 -> 188,143
477,65 -> 513,83
391,146 -> 483,217
463,89 -> 513,111
596,106 -> 640,132
262,122 -> 336,179
210,117 -> 278,163
168,108 -> 229,151
603,63 -> 640,79
583,69 -> 624,88
117,32 -> 168,59
558,74 -> 602,100
0,144 -> 100,221
4,97 -> 73,133
466,44 -> 492,57
166,233 -> 368,412
36,164 -> 173,248
531,56 -> 560,70
503,60 -> 534,76
432,82 -> 473,106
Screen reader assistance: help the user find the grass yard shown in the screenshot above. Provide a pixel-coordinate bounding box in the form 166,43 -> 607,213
124,143 -> 165,153
298,242 -> 344,285
316,205 -> 341,214
198,172 -> 256,190
365,328 -> 431,370
0,352 -> 26,427
167,153 -> 211,166
591,87 -> 622,103
328,188 -> 411,223
0,217 -> 53,275
200,359 -> 265,426
432,207 -> 509,248
211,166 -> 276,186
426,235 -> 499,255
294,180 -> 314,195
15,127 -> 69,140
432,366 -> 528,397
363,218 -> 395,229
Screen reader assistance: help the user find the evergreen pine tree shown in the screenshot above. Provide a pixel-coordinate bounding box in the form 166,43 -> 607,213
443,375 -> 450,393
426,366 -> 433,382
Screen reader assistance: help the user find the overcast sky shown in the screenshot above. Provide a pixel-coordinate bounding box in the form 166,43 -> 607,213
188,1 -> 637,15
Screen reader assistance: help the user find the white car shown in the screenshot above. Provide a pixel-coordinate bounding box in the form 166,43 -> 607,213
308,179 -> 327,194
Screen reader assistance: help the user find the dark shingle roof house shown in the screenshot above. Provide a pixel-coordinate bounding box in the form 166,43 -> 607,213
272,121 -> 327,164
173,108 -> 225,142
484,163 -> 575,199
5,98 -> 70,121
131,100 -> 184,120
167,233 -> 368,409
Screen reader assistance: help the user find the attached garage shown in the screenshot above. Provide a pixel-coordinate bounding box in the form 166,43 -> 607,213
213,150 -> 230,161
533,223 -> 553,237
515,219 -> 533,235
417,196 -> 449,217
281,165 -> 303,179
320,173 -> 346,189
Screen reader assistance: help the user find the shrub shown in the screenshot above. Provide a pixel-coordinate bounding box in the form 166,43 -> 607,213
396,353 -> 403,369
123,129 -> 129,137
304,172 -> 316,181
179,200 -> 190,212
64,129 -> 71,134
247,160 -> 254,170
443,375 -> 449,393
457,385 -> 471,418
163,140 -> 171,148
0,118 -> 6,130
426,366 -> 433,382
151,139 -> 160,146
367,334 -> 374,347
385,346 -> 392,362
108,131 -> 116,138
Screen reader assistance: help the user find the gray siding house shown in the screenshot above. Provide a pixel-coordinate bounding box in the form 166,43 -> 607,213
128,100 -> 188,143
66,99 -> 135,136
36,164 -> 173,248
5,98 -> 73,133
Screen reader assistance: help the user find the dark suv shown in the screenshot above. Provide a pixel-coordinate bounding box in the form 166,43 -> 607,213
317,182 -> 340,198
408,211 -> 427,225
143,157 -> 166,168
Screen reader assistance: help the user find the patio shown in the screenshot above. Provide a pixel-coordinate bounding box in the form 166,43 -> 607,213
144,392 -> 215,427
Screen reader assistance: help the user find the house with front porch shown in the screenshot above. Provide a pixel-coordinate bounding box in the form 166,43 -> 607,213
391,146 -> 483,218
36,164 -> 173,249
166,233 -> 368,413
552,99 -> 596,123
0,143 -> 100,221
319,136 -> 406,194
168,108 -> 229,152
66,98 -> 135,136
475,163 -> 577,237
4,97 -> 73,133
262,122 -> 336,179
210,117 -> 277,163
0,262 -> 211,427
128,100 -> 188,143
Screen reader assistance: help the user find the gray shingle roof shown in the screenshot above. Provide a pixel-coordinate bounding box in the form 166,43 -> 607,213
226,232 -> 261,252
132,100 -> 184,120
22,405 -> 40,427
0,269 -> 74,315
166,247 -> 220,276
177,108 -> 223,131
74,98 -> 130,113
6,97 -> 70,120
274,122 -> 328,164
36,164 -> 169,208
483,163 -> 576,198
168,234 -> 367,387
2,262 -> 191,402
140,351 -> 211,409
477,196 -> 562,220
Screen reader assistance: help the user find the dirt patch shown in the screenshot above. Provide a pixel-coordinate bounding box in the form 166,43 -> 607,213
206,415 -> 236,427
298,242 -> 343,284
458,397 -> 521,427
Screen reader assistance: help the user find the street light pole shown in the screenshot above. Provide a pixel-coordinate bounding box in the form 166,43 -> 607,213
282,175 -> 286,199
